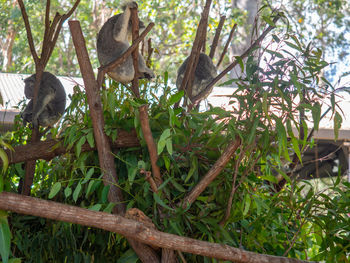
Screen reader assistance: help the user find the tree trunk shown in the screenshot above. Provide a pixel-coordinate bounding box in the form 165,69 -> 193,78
1,14 -> 16,71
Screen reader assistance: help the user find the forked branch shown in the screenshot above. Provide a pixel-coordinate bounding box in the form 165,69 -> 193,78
0,192 -> 314,263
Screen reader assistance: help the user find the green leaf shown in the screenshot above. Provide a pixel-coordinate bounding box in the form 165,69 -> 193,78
170,178 -> 186,192
242,194 -> 251,216
157,139 -> 166,155
276,118 -> 288,158
261,175 -> 278,183
48,182 -> 61,199
247,118 -> 259,144
75,136 -> 86,157
234,56 -> 244,72
262,15 -> 276,27
103,203 -> 116,213
312,102 -> 321,131
0,215 -> 11,263
88,204 -> 102,211
163,155 -> 170,171
185,156 -> 197,183
275,167 -> 291,185
86,132 -> 95,148
82,168 -> 94,184
169,220 -> 183,236
272,34 -> 280,43
334,112 -> 342,140
168,90 -> 184,105
165,138 -> 173,155
101,185 -> 110,203
0,149 -> 8,174
127,166 -> 138,185
8,258 -> 21,263
117,249 -> 138,263
86,180 -> 101,198
73,182 -> 82,202
285,41 -> 302,52
153,193 -> 173,210
64,187 -> 72,198
291,137 -> 302,163
159,128 -> 171,141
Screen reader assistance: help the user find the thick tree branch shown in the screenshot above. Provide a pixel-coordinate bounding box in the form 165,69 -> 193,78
129,8 -> 162,262
131,7 -> 140,97
69,20 -> 125,214
18,0 -> 80,195
0,192 -> 314,263
2,130 -> 139,166
182,137 -> 241,207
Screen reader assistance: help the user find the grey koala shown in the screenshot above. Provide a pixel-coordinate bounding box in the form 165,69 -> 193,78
96,1 -> 154,84
176,53 -> 217,102
21,72 -> 66,128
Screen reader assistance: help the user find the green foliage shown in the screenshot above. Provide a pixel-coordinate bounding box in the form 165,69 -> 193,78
1,3 -> 349,262
0,211 -> 11,263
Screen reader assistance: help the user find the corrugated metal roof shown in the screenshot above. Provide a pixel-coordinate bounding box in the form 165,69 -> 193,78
0,72 -> 27,109
207,86 -> 350,134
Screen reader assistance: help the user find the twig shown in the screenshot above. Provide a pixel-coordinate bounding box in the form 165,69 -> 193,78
219,144 -> 244,225
96,23 -> 155,88
141,169 -> 158,193
139,105 -> 162,186
17,0 -> 39,64
209,16 -> 226,59
182,137 -> 241,208
146,38 -> 154,67
216,23 -> 237,67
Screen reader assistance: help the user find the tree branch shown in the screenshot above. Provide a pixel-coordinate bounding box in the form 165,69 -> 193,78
178,0 -> 212,103
129,8 -> 163,262
216,23 -> 237,67
209,15 -> 226,59
69,20 -> 125,214
131,7 -> 140,97
2,130 -> 139,166
139,106 -> 163,187
0,192 -> 314,263
17,0 -> 39,64
182,137 -> 241,207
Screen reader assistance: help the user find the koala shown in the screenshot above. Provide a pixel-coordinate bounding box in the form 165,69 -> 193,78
96,1 -> 154,84
176,53 -> 217,102
21,72 -> 66,128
